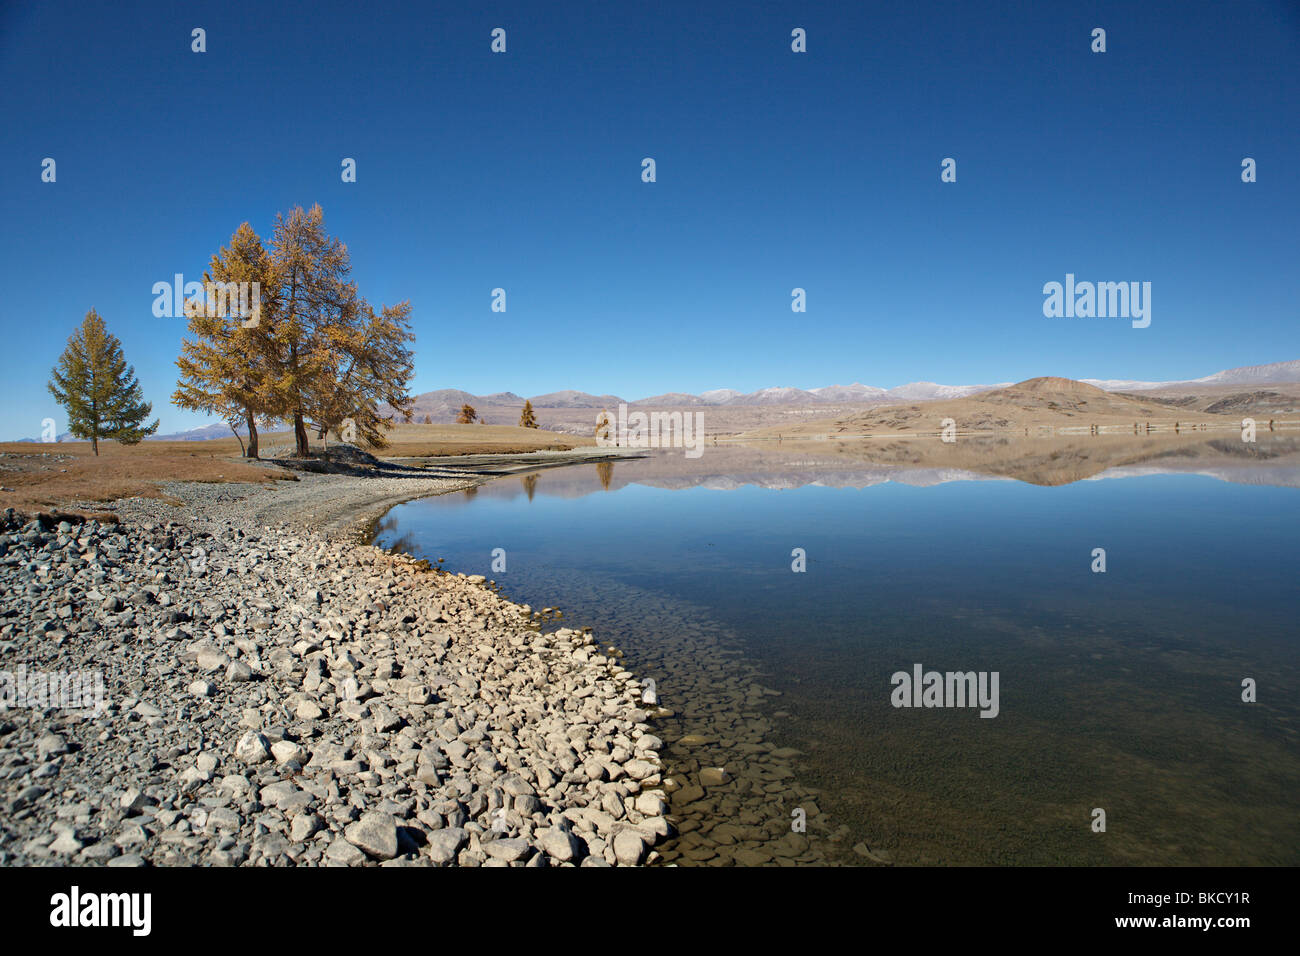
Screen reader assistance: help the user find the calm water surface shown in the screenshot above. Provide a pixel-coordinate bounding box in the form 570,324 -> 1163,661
373,442 -> 1300,865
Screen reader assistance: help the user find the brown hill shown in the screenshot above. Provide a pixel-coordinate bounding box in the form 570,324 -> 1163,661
987,376 -> 1108,397
972,377 -> 1182,416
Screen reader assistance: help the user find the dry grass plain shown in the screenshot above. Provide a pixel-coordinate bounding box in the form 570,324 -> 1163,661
0,439 -> 294,516
0,423 -> 590,516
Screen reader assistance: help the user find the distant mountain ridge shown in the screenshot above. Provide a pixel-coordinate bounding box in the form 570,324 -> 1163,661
879,381 -> 1012,400
811,383 -> 888,401
15,360 -> 1294,440
397,359 -> 1298,414
401,380 -> 1015,412
1082,359 -> 1300,391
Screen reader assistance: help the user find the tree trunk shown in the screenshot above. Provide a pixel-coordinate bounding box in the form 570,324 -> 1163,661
229,422 -> 245,457
92,434 -> 99,456
244,407 -> 259,459
294,412 -> 309,457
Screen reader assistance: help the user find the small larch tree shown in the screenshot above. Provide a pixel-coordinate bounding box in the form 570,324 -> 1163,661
457,404 -> 478,424
519,400 -> 538,428
48,310 -> 159,455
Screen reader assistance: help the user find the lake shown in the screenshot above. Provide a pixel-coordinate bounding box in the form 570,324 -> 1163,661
372,436 -> 1300,866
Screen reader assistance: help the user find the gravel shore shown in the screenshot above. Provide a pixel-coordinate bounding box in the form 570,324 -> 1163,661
0,471 -> 671,866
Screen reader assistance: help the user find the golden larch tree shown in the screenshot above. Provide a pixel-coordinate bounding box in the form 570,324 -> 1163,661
311,300 -> 416,448
519,399 -> 538,428
267,204 -> 359,457
173,223 -> 279,458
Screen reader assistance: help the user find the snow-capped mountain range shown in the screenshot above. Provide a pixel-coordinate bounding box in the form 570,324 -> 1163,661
632,359 -> 1300,407
17,360 -> 1296,441
1080,359 -> 1300,391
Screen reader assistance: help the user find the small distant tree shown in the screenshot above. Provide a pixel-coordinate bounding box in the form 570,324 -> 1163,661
595,408 -> 612,443
457,404 -> 478,424
48,310 -> 159,455
422,414 -> 432,425
519,400 -> 538,428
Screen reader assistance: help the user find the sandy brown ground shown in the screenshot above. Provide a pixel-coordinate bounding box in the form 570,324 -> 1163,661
398,381 -> 1300,438
369,423 -> 593,457
740,378 -> 1300,440
1128,381 -> 1300,416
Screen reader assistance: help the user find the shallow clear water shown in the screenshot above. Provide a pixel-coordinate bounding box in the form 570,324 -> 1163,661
373,442 -> 1300,865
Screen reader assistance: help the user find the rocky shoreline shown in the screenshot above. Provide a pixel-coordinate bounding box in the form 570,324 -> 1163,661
0,472 -> 673,866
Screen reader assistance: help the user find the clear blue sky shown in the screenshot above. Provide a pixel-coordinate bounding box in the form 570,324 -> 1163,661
2,0 -> 1297,436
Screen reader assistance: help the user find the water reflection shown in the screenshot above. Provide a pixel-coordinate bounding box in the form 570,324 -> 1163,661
372,436 -> 1300,865
443,434 -> 1300,502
